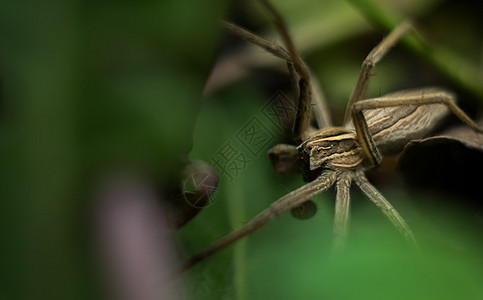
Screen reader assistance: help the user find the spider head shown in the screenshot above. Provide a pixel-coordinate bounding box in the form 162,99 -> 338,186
297,127 -> 364,171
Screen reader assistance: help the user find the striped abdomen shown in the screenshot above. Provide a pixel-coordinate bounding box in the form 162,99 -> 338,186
365,103 -> 448,154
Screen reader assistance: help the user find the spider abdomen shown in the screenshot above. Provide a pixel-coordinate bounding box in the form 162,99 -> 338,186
365,102 -> 448,154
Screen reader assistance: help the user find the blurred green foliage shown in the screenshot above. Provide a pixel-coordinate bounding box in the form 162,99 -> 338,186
0,0 -> 227,299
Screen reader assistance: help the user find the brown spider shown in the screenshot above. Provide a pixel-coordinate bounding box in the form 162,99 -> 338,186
178,0 -> 483,273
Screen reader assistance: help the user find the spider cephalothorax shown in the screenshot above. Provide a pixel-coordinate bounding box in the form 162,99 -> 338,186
298,127 -> 364,171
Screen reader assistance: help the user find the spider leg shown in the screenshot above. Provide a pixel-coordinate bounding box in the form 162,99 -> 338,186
177,170 -> 337,273
344,20 -> 413,124
257,0 -> 314,141
223,20 -> 332,130
332,171 -> 352,251
352,103 -> 382,167
311,74 -> 332,128
222,21 -> 291,61
353,170 -> 419,249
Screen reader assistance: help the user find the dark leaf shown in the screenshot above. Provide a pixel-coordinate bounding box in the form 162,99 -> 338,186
398,119 -> 483,201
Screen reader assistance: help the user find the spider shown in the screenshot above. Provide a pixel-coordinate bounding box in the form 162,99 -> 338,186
178,0 -> 483,272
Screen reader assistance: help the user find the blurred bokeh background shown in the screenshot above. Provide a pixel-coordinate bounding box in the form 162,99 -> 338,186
0,0 -> 482,299
0,0 -> 226,299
